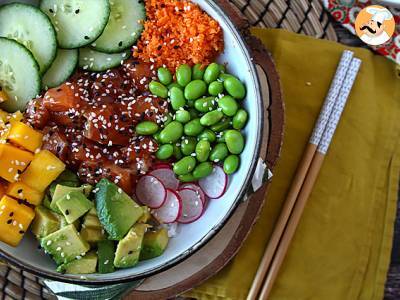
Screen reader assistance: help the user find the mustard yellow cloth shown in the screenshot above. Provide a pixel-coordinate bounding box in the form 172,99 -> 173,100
186,29 -> 400,300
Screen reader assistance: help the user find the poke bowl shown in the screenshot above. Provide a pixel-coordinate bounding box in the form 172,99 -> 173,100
0,0 -> 268,284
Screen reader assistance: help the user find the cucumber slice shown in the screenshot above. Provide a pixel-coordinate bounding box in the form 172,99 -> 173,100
40,0 -> 110,49
0,3 -> 57,74
79,48 -> 130,72
93,0 -> 145,53
0,38 -> 41,112
42,49 -> 78,89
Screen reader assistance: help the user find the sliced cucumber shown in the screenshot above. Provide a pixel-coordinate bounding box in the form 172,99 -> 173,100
40,0 -> 110,49
42,49 -> 78,89
0,38 -> 41,112
0,3 -> 57,74
93,0 -> 145,53
79,48 -> 130,72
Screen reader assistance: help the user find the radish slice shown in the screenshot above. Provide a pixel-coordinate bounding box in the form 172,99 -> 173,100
180,183 -> 206,204
150,168 -> 180,190
135,175 -> 167,208
153,189 -> 182,224
177,188 -> 204,224
198,165 -> 228,199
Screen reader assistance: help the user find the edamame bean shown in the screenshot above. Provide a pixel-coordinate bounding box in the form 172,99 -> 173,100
135,121 -> 159,135
175,110 -> 191,123
149,81 -> 168,98
224,76 -> 246,100
184,80 -> 207,100
218,95 -> 238,117
194,96 -> 216,113
219,73 -> 234,81
224,155 -> 240,175
184,118 -> 204,136
209,143 -> 229,162
156,144 -> 174,160
225,130 -> 245,154
178,173 -> 196,183
159,121 -> 183,144
193,162 -> 213,179
198,129 -> 216,143
176,64 -> 192,87
170,87 -> 186,110
219,64 -> 226,73
192,64 -> 205,80
168,82 -> 182,90
204,63 -> 220,83
195,140 -> 211,162
181,137 -> 197,156
188,108 -> 199,119
208,81 -> 224,96
200,110 -> 223,126
233,109 -> 248,130
173,145 -> 183,160
173,156 -> 197,175
210,118 -> 231,132
157,67 -> 172,86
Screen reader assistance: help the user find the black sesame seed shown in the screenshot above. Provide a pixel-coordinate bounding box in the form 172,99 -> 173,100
49,8 -> 54,13
9,212 -> 14,217
75,9 -> 80,14
65,210 -> 70,215
17,170 -> 22,174
84,36 -> 90,40
19,230 -> 25,234
128,250 -> 133,255
57,88 -> 62,92
119,41 -> 123,47
7,219 -> 12,224
17,189 -> 23,194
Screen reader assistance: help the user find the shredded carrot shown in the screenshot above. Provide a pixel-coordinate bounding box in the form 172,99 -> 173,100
133,0 -> 224,71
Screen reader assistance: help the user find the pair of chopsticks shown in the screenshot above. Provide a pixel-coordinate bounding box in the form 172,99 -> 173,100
247,50 -> 362,300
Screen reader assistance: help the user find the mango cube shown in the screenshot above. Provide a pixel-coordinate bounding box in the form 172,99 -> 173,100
20,150 -> 66,192
7,122 -> 43,152
0,91 -> 9,103
0,195 -> 35,247
0,182 -> 5,199
0,111 -> 23,141
0,144 -> 33,183
6,182 -> 44,206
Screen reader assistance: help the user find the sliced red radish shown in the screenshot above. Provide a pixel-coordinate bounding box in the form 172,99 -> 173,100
150,168 -> 180,190
180,183 -> 206,204
153,189 -> 182,224
198,165 -> 228,199
135,175 -> 167,209
177,188 -> 204,224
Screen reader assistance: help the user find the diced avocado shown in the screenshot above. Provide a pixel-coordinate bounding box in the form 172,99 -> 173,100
114,224 -> 149,268
140,228 -> 169,261
41,224 -> 90,265
83,208 -> 102,228
51,185 -> 89,213
42,194 -> 52,210
57,251 -> 97,274
56,191 -> 93,224
80,227 -> 105,244
137,206 -> 151,224
97,240 -> 115,274
31,206 -> 60,238
57,214 -> 80,230
95,179 -> 143,240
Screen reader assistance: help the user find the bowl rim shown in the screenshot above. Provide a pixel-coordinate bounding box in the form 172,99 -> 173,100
0,0 -> 265,285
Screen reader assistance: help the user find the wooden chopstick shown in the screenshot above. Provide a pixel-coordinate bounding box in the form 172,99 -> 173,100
258,57 -> 362,299
246,50 -> 355,300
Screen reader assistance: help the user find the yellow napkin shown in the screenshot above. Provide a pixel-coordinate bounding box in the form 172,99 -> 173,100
186,29 -> 400,300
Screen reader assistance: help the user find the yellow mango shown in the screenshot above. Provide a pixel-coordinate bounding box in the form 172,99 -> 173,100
0,111 -> 23,141
6,182 -> 44,206
7,122 -> 43,153
0,144 -> 33,183
0,91 -> 9,103
0,182 -> 5,199
20,150 -> 66,192
0,195 -> 35,247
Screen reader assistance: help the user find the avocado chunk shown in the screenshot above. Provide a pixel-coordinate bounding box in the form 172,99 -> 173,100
41,224 -> 90,265
95,179 -> 143,240
83,208 -> 102,228
57,251 -> 98,274
140,228 -> 169,261
58,214 -> 80,230
51,184 -> 92,213
42,194 -> 52,210
56,191 -> 93,224
114,224 -> 149,268
31,206 -> 60,238
80,208 -> 105,244
97,240 -> 115,274
137,206 -> 151,224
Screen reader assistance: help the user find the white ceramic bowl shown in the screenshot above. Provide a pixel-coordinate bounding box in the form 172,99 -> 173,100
0,0 -> 264,284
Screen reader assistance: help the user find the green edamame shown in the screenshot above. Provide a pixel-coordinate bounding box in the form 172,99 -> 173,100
194,96 -> 216,113
173,145 -> 183,160
208,81 -> 224,96
218,95 -> 238,117
225,130 -> 245,154
209,143 -> 229,162
149,81 -> 168,98
192,64 -> 205,80
198,129 -> 216,143
210,118 -> 231,132
204,63 -> 220,83
219,73 -> 234,81
156,144 -> 174,160
175,110 -> 191,123
233,109 -> 248,130
157,67 -> 172,86
224,155 -> 240,175
195,140 -> 211,162
168,82 -> 182,90
135,121 -> 159,135
181,137 -> 197,156
200,110 -> 223,126
193,162 -> 213,179
224,76 -> 246,99
184,80 -> 207,100
188,108 -> 199,119
170,87 -> 186,110
173,156 -> 197,175
184,118 -> 204,136
159,121 -> 183,144
178,173 -> 196,183
176,64 -> 192,87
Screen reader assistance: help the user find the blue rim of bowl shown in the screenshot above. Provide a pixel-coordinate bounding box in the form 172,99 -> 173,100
0,0 -> 264,285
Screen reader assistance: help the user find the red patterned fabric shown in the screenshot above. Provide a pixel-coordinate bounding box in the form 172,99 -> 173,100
323,0 -> 399,64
